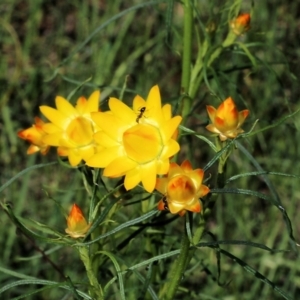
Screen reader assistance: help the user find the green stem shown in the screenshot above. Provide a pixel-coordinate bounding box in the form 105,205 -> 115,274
78,246 -> 103,299
205,140 -> 229,215
160,221 -> 190,300
179,0 -> 193,121
190,29 -> 237,99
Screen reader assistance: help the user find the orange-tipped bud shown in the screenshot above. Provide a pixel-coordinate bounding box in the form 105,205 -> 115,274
17,117 -> 50,155
230,13 -> 251,35
65,204 -> 90,238
206,97 -> 249,141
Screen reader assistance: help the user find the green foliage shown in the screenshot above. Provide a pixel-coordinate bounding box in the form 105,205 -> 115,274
1,0 -> 300,299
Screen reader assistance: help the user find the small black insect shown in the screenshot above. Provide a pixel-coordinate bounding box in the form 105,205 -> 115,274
136,107 -> 146,123
162,196 -> 169,210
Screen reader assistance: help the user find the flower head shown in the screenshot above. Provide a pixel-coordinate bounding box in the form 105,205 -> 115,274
40,91 -> 102,166
65,204 -> 90,238
230,13 -> 251,35
206,97 -> 249,141
86,85 -> 182,193
18,117 -> 50,155
156,160 -> 210,216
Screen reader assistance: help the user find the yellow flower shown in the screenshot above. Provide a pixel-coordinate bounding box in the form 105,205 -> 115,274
86,85 -> 182,193
18,117 -> 50,155
40,91 -> 102,166
206,97 -> 249,141
65,204 -> 91,238
156,160 -> 210,216
230,13 -> 251,35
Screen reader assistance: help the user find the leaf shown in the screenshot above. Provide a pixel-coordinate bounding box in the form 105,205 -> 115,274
0,162 -> 57,194
211,248 -> 293,300
96,251 -> 125,300
78,209 -> 158,246
0,279 -> 92,299
236,142 -> 297,248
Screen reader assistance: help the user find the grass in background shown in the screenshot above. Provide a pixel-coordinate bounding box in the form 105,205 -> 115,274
1,0 -> 300,299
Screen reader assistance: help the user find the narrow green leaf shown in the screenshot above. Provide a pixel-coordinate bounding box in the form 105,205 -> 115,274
0,162 -> 57,194
227,171 -> 300,184
237,142 -> 296,247
78,209 -> 158,246
95,251 -> 125,300
212,248 -> 293,300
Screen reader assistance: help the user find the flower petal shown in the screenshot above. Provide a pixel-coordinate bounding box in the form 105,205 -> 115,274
40,106 -> 68,128
124,168 -> 142,190
146,85 -> 161,110
140,161 -> 158,192
104,157 -> 137,177
86,147 -> 121,168
109,97 -> 136,124
56,96 -> 78,116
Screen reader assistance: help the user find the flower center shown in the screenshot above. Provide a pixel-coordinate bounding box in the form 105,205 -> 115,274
66,117 -> 94,146
167,175 -> 196,203
123,124 -> 163,164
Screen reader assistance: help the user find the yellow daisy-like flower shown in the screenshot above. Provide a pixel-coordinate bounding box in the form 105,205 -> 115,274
65,204 -> 91,238
40,91 -> 102,166
18,117 -> 50,155
206,97 -> 249,141
156,160 -> 210,216
86,85 -> 182,193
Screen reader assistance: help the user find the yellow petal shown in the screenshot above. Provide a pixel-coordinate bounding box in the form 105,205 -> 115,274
160,139 -> 180,160
133,94 -> 147,112
40,106 -> 68,128
160,116 -> 182,142
68,150 -> 82,166
157,159 -> 170,174
162,104 -> 172,120
79,146 -> 96,162
92,112 -> 127,141
93,131 -> 118,147
155,177 -> 168,194
55,96 -> 78,116
124,168 -> 142,190
206,105 -> 216,122
42,122 -> 60,134
109,97 -> 136,124
86,147 -> 121,168
87,90 -> 100,112
146,85 -> 161,110
42,133 -> 61,146
140,161 -> 157,192
104,157 -> 137,177
75,96 -> 87,115
238,109 -> 250,126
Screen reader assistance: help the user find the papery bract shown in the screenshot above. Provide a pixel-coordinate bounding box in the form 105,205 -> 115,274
65,204 -> 90,238
156,160 -> 210,216
18,117 -> 50,155
230,13 -> 251,35
206,97 -> 249,141
86,85 -> 182,193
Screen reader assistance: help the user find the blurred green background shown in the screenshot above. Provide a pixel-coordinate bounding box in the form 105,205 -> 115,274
1,0 -> 300,299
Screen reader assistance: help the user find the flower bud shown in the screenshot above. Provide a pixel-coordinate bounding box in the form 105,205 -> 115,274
230,13 -> 251,35
65,204 -> 90,238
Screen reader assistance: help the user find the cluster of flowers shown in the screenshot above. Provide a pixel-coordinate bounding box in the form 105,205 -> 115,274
18,85 -> 249,237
